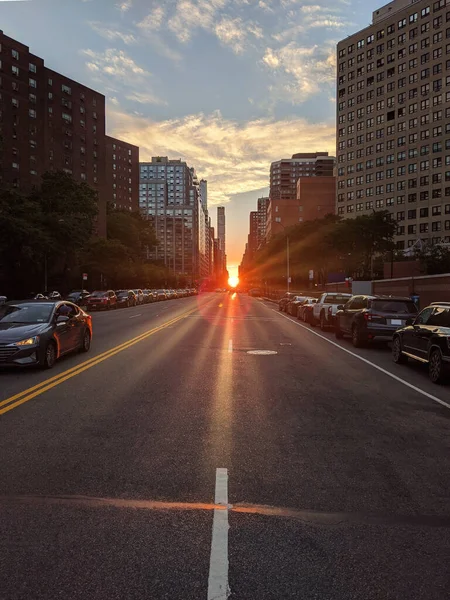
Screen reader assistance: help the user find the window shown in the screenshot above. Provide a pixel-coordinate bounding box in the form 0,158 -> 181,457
12,49 -> 19,60
28,109 -> 36,119
12,65 -> 19,77
29,78 -> 37,88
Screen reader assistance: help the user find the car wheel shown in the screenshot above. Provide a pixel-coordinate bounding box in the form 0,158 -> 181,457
80,329 -> 91,353
40,341 -> 57,369
310,314 -> 317,327
392,336 -> 407,364
335,323 -> 344,339
352,324 -> 364,348
429,349 -> 447,384
320,312 -> 327,331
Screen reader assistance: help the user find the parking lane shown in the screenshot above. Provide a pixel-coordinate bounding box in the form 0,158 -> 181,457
270,301 -> 450,412
0,295 -> 210,403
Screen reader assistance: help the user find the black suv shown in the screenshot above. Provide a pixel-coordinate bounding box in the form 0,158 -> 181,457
335,295 -> 418,347
392,302 -> 450,384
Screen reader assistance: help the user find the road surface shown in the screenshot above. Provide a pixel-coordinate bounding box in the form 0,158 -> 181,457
0,293 -> 449,599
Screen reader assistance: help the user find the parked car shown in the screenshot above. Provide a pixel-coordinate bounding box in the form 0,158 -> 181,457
0,300 -> 92,369
0,296 -> 7,306
143,289 -> 156,303
249,288 -> 262,297
335,295 -> 418,347
155,289 -> 168,301
66,290 -> 91,306
85,290 -> 117,311
286,296 -> 309,316
392,302 -> 450,384
297,298 -> 317,321
279,292 -> 295,312
311,292 -> 353,330
132,289 -> 145,305
116,290 -> 137,308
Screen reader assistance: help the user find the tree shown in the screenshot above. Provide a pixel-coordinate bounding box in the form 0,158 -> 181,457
417,244 -> 450,275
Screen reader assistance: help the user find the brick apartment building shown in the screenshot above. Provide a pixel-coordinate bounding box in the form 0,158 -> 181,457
266,152 -> 335,240
296,177 -> 337,222
336,0 -> 450,249
105,135 -> 139,212
0,30 -> 138,237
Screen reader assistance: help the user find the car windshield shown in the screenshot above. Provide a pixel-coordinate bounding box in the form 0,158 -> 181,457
90,291 -> 107,297
117,292 -> 128,297
371,300 -> 418,314
0,303 -> 53,324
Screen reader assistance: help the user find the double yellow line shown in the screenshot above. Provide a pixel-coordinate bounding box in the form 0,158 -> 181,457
0,307 -> 198,416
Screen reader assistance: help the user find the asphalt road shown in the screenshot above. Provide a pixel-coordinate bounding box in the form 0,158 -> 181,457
0,292 -> 449,599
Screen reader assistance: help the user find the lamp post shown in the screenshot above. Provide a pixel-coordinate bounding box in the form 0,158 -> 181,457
278,223 -> 290,293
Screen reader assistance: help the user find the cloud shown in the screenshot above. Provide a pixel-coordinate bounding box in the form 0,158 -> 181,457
137,5 -> 165,31
262,43 -> 336,103
82,48 -> 167,105
107,108 -> 335,206
168,0 -> 228,43
88,22 -> 137,45
214,17 -> 248,54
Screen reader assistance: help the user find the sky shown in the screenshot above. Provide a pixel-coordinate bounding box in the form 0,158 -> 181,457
0,0 -> 373,274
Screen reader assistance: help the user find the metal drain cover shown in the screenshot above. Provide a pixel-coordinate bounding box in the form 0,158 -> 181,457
246,350 -> 278,355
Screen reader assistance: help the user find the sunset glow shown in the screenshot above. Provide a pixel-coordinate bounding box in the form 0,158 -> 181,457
228,276 -> 239,288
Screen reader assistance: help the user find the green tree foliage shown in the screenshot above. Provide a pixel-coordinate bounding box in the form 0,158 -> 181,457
417,245 -> 450,275
248,211 -> 396,287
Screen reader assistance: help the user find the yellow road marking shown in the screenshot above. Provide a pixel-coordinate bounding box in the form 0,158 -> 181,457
0,306 -> 200,416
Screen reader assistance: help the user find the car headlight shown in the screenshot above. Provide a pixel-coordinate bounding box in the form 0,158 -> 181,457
14,336 -> 39,347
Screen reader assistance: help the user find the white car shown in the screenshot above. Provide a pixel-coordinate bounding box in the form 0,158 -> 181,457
132,289 -> 145,305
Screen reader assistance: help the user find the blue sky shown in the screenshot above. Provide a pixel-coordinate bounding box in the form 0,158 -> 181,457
1,0 -> 372,269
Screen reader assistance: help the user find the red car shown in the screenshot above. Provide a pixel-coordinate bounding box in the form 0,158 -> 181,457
85,290 -> 117,311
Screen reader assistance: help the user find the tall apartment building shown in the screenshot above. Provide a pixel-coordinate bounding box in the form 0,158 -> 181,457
0,30 -> 107,236
337,0 -> 450,249
256,196 -> 269,248
296,177 -> 337,222
105,135 -> 139,212
248,211 -> 259,258
267,152 -> 335,239
139,157 -> 208,281
217,206 -> 226,271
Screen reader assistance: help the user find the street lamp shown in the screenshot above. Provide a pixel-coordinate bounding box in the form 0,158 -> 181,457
278,222 -> 290,293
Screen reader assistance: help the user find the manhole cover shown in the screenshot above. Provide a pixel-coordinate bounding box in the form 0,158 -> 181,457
246,350 -> 278,355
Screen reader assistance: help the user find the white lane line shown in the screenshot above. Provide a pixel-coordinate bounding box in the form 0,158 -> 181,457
274,310 -> 450,411
128,314 -> 142,319
228,339 -> 233,354
208,468 -> 230,600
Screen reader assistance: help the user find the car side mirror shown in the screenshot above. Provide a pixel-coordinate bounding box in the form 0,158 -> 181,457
56,315 -> 69,324
337,305 -> 345,311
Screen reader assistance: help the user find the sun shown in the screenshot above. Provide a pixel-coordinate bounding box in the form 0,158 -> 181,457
228,276 -> 239,288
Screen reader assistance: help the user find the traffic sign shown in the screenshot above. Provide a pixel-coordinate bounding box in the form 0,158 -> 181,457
82,273 -> 88,281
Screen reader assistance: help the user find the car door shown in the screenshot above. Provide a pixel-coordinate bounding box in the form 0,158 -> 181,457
403,307 -> 434,359
67,304 -> 85,350
340,298 -> 356,333
54,304 -> 76,355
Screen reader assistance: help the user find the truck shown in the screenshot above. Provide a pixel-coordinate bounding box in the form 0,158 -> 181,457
311,292 -> 353,331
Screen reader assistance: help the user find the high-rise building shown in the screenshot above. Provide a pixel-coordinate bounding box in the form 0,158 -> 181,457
256,196 -> 269,248
248,211 -> 259,260
336,0 -> 450,250
105,136 -> 139,212
267,152 -> 335,239
0,30 -> 108,236
217,206 -> 226,271
200,179 -> 208,210
139,157 -> 208,282
296,177 -> 336,222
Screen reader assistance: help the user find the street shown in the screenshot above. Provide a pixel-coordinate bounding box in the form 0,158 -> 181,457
0,292 -> 449,599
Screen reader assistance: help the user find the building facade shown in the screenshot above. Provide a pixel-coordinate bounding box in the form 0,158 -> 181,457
296,177 -> 337,222
256,196 -> 269,249
0,30 -> 108,236
139,157 -> 208,282
267,152 -> 335,239
336,0 -> 450,249
217,206 -> 226,271
105,135 -> 139,212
